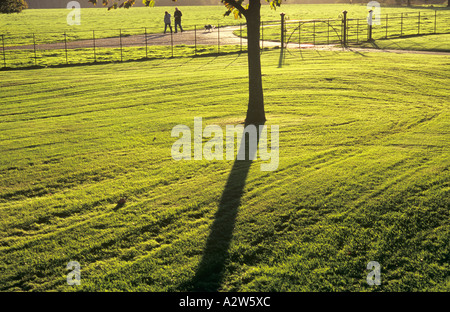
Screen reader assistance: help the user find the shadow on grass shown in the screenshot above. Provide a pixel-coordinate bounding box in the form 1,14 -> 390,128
350,33 -> 450,53
278,45 -> 285,68
183,122 -> 264,292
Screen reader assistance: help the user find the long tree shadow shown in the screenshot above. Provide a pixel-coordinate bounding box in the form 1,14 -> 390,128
185,122 -> 264,292
278,45 -> 285,68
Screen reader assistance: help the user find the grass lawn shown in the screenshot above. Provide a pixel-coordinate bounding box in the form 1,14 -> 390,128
0,48 -> 449,292
1,4 -> 449,69
354,33 -> 450,52
1,45 -> 244,68
1,4 -> 449,45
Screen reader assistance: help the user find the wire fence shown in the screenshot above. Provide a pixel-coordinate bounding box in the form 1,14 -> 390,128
0,24 -> 251,69
282,10 -> 450,47
1,10 -> 449,69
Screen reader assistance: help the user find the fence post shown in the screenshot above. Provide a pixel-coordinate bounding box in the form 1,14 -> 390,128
356,19 -> 359,44
120,29 -> 123,62
218,23 -> 220,54
299,20 -> 301,49
145,27 -> 148,59
385,14 -> 388,39
327,19 -> 330,45
368,10 -> 373,42
64,32 -> 68,65
418,12 -> 420,35
170,28 -> 173,57
261,20 -> 264,52
434,10 -> 437,34
93,30 -> 97,63
240,23 -> 243,52
313,20 -> 316,45
2,34 -> 6,68
400,13 -> 403,37
280,13 -> 285,50
33,33 -> 37,66
342,10 -> 348,46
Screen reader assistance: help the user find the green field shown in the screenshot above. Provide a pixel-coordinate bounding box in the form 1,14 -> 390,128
1,4 -> 450,45
1,4 -> 449,70
1,44 -> 245,68
1,47 -> 449,291
356,33 -> 450,52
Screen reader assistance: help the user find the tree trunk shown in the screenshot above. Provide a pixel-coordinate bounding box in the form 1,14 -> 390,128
244,0 -> 266,125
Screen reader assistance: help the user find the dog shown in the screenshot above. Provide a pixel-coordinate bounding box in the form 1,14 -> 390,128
204,24 -> 215,32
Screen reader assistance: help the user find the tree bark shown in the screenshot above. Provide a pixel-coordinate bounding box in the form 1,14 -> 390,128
244,0 -> 266,125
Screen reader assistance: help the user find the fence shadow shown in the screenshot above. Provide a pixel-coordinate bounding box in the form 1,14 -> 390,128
182,122 -> 264,292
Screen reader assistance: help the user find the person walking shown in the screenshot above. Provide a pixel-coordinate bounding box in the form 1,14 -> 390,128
174,7 -> 183,33
164,11 -> 172,34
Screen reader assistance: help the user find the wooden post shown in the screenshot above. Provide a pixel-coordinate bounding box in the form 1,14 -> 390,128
385,14 -> 388,39
356,18 -> 359,44
298,21 -> 301,49
33,33 -> 37,66
170,28 -> 173,57
400,13 -> 403,37
240,22 -> 243,52
342,10 -> 348,46
261,21 -> 264,52
145,27 -> 148,59
2,34 -> 6,68
368,10 -> 373,42
434,10 -> 437,34
418,12 -> 421,35
327,19 -> 330,45
280,13 -> 285,50
93,30 -> 97,63
64,32 -> 68,65
313,20 -> 316,46
120,29 -> 123,62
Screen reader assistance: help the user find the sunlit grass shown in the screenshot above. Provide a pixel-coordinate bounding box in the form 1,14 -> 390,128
1,4 -> 449,69
1,49 -> 449,291
1,4 -> 449,45
355,33 -> 450,52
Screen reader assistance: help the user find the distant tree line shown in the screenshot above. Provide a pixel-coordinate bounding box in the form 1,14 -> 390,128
16,0 -> 223,9
343,0 -> 448,6
0,0 -> 28,13
2,0 -> 449,13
